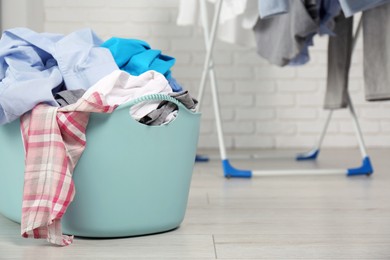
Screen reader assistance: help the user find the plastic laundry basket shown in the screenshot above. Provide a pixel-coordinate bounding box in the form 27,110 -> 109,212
0,94 -> 201,238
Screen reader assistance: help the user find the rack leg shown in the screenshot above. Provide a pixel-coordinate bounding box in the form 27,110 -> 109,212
197,0 -> 223,111
346,94 -> 373,176
197,0 -> 251,177
296,110 -> 334,161
194,0 -> 222,163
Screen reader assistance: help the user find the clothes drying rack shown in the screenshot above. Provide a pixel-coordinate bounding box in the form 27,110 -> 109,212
196,0 -> 373,178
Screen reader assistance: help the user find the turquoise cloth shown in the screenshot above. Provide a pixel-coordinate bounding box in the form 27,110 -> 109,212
101,38 -> 175,78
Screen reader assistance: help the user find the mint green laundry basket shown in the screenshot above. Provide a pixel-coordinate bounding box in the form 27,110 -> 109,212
0,94 -> 201,238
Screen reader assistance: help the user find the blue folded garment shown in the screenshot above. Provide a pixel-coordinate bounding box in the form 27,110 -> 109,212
101,37 -> 175,79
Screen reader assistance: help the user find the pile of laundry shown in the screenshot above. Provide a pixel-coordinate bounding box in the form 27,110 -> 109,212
0,27 -> 197,246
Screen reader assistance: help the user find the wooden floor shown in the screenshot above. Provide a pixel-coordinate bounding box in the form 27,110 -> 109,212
1,149 -> 390,259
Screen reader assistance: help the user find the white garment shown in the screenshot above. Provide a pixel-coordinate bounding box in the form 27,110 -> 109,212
207,0 -> 248,24
82,70 -> 172,120
177,0 -> 199,26
176,0 -> 258,47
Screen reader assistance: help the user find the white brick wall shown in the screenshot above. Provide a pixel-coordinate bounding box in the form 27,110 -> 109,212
43,0 -> 390,149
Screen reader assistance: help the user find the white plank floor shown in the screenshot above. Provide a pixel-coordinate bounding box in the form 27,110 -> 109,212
1,148 -> 390,259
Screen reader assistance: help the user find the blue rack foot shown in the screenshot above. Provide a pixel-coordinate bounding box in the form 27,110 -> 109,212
195,154 -> 210,163
222,159 -> 252,178
347,157 -> 374,176
296,149 -> 320,161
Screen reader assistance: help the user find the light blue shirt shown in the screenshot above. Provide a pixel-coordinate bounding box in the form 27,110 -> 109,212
339,0 -> 390,17
0,28 -> 118,125
258,0 -> 290,19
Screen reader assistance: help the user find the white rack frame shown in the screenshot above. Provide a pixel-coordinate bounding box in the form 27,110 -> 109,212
196,0 -> 373,178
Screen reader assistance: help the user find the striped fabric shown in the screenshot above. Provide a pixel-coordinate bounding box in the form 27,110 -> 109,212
20,92 -> 117,246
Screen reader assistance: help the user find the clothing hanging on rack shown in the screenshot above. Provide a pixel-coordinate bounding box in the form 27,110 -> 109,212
258,0 -> 319,21
254,0 -> 341,67
177,0 -> 258,47
325,2 -> 390,106
258,0 -> 290,19
253,0 -> 319,67
255,1 -> 347,108
254,0 -> 390,108
339,0 -> 390,17
324,12 -> 353,109
362,3 -> 390,101
258,0 -> 390,18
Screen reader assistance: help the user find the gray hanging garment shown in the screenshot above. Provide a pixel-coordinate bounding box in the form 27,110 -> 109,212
253,0 -> 318,66
324,12 -> 353,109
362,3 -> 390,101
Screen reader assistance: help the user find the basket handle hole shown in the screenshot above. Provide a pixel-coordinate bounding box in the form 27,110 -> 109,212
129,100 -> 179,126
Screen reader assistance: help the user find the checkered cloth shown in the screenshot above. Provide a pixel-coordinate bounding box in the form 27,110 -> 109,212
20,92 -> 117,246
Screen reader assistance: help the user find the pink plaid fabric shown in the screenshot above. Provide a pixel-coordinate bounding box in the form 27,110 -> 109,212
20,92 -> 117,246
